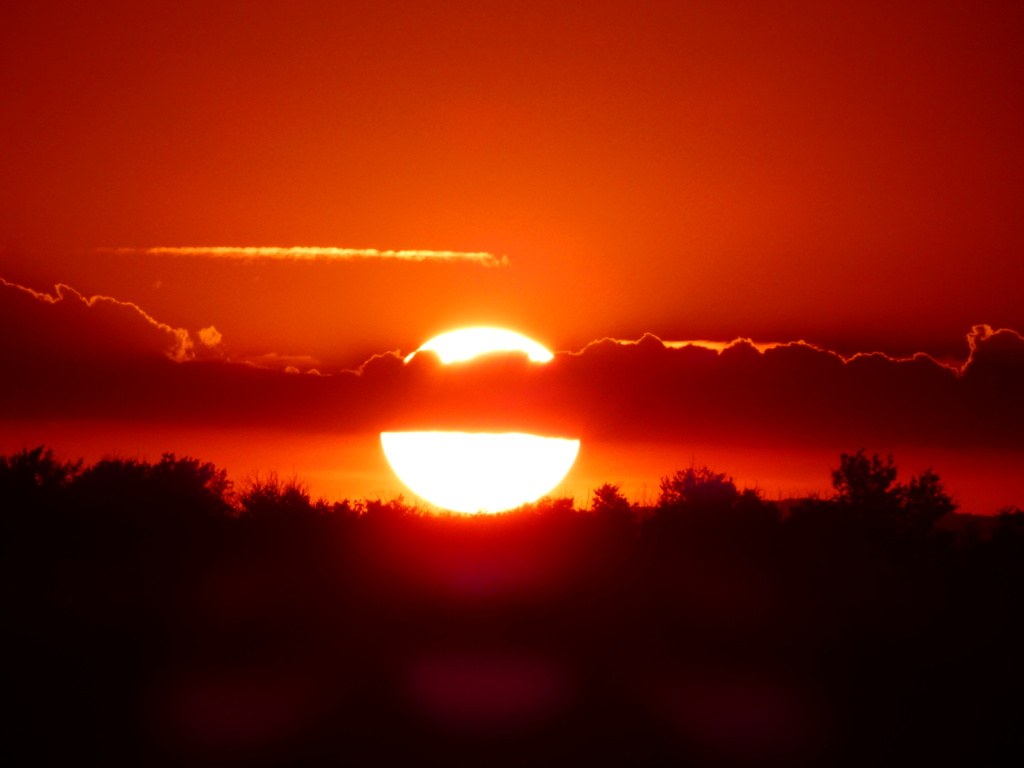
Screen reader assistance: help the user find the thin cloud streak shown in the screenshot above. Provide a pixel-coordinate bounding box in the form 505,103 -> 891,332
95,246 -> 508,267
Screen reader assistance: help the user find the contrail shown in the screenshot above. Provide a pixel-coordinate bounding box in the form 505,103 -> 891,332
94,246 -> 507,266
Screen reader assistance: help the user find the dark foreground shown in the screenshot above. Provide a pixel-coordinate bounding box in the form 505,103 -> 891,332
6,448 -> 1024,766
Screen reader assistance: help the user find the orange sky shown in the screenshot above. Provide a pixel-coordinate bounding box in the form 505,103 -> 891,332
2,1 -> 1022,512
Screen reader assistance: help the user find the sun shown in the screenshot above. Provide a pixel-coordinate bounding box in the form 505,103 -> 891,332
381,432 -> 580,514
403,327 -> 554,364
383,328 -> 580,513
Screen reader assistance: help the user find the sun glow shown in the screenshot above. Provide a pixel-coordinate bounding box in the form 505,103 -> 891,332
384,328 -> 578,513
381,432 -> 580,513
406,327 -> 554,364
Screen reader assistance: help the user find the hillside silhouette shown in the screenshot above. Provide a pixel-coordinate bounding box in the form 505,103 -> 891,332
5,447 -> 1023,766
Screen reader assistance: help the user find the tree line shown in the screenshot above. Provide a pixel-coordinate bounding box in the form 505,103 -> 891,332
4,443 -> 1016,522
4,445 -> 1023,767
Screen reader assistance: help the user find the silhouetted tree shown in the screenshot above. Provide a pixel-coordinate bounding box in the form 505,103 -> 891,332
733,486 -> 781,529
828,451 -> 957,535
151,452 -> 231,509
657,465 -> 739,511
901,467 -> 957,534
588,484 -> 636,550
591,483 -> 633,517
992,506 -> 1024,542
831,450 -> 900,511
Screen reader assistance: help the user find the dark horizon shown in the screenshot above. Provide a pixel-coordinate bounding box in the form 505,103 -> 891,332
7,444 -> 1023,765
3,442 -> 1020,518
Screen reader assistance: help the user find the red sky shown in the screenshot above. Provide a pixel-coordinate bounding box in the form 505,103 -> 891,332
2,1 -> 1022,511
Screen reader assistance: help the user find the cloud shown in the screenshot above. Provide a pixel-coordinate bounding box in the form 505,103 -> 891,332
241,352 -> 323,373
964,324 -> 1024,377
0,277 -> 194,364
371,332 -> 1024,451
197,326 -> 222,348
663,339 -> 783,354
94,247 -> 508,267
0,277 -> 1021,460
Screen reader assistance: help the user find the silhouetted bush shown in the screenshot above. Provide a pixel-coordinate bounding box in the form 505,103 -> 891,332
237,472 -> 315,521
0,445 -> 81,495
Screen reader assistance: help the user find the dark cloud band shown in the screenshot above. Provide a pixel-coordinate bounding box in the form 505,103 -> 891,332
0,278 -> 1021,458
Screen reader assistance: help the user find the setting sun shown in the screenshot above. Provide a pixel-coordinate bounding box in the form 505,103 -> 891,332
405,327 -> 554,364
381,431 -> 579,513
385,328 -> 579,513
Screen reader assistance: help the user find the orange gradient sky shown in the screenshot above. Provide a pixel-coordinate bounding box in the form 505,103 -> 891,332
1,1 -> 1022,512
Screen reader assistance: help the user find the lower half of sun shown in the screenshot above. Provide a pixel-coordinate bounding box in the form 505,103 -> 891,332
380,328 -> 580,513
382,431 -> 579,514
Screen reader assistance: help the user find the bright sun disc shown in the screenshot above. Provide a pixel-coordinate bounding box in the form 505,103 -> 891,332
406,327 -> 554,364
381,431 -> 580,513
383,328 -> 579,513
